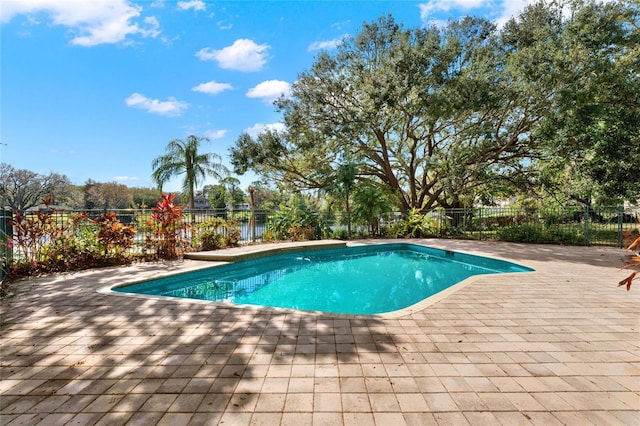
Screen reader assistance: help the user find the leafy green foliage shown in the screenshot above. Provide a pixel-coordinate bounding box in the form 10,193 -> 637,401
195,217 -> 240,250
264,197 -> 321,241
497,223 -> 584,245
387,209 -> 438,238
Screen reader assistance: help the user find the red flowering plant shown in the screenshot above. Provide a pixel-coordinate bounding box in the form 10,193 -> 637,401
147,193 -> 187,259
8,197 -> 98,276
619,226 -> 640,291
93,212 -> 135,256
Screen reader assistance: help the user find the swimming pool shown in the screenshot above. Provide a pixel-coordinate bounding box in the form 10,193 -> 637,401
113,243 -> 532,314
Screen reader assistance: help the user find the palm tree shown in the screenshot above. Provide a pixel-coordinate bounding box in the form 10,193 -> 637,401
151,135 -> 228,211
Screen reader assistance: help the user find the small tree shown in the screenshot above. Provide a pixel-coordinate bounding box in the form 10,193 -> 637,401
619,230 -> 640,291
148,193 -> 185,259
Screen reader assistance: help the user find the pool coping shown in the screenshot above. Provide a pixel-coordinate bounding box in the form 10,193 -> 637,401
183,240 -> 348,262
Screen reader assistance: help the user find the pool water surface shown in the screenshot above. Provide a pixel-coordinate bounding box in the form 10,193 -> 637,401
113,243 -> 533,314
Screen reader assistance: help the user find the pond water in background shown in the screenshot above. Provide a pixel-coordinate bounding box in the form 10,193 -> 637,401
114,243 -> 533,315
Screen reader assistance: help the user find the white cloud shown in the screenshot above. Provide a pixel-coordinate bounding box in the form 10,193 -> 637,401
196,39 -> 270,72
113,176 -> 141,183
192,80 -> 234,95
177,1 -> 206,11
0,0 -> 161,46
419,0 -> 539,27
125,93 -> 188,116
494,0 -> 533,27
419,0 -> 488,20
245,123 -> 286,138
203,129 -> 227,139
308,34 -> 349,51
246,80 -> 291,104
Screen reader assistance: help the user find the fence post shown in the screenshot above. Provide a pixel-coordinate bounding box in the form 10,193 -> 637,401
0,208 -> 12,281
617,205 -> 624,248
583,206 -> 590,246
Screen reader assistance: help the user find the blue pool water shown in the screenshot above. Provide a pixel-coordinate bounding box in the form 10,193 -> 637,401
114,244 -> 533,315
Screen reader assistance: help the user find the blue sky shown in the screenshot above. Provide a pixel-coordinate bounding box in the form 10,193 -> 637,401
1,0 -> 531,193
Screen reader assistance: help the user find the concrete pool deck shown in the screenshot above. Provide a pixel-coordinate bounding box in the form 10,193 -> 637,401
1,239 -> 638,425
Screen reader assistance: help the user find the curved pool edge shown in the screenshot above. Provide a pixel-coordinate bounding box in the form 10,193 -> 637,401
101,239 -> 536,319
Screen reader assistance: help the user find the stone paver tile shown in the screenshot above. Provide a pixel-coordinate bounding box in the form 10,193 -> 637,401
92,412 -> 133,426
2,380 -> 46,396
157,412 -> 192,426
188,412 -> 223,425
315,377 -> 341,393
65,412 -> 104,425
83,394 -> 123,412
315,392 -> 342,412
551,411 -> 599,426
520,411 -> 564,426
5,413 -> 39,426
258,377 -> 286,393
368,393 -> 400,412
432,412 -> 470,425
168,393 -> 206,412
440,377 -> 473,392
403,412 -> 438,426
582,410 -> 635,426
611,410 -> 640,425
343,412 -> 375,426
34,413 -> 75,425
365,377 -> 393,393
414,377 -> 446,393
21,395 -> 69,414
463,411 -> 501,425
281,412 -> 313,426
284,393 -> 314,412
312,412 -> 343,426
501,391 -> 546,411
477,392 -> 518,411
449,392 -> 488,411
494,411 -> 539,426
288,377 -> 314,393
126,411 -> 165,426
253,393 -> 286,412
339,377 -> 366,393
53,394 -> 98,413
374,412 -> 407,425
341,393 -> 371,412
249,412 -> 282,426
609,391 -> 640,409
396,393 -> 429,412
423,393 -> 459,412
139,393 -> 178,412
111,393 -> 150,412
104,378 -> 141,394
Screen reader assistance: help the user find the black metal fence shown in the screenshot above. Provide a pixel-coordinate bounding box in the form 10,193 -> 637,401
3,205 -> 639,268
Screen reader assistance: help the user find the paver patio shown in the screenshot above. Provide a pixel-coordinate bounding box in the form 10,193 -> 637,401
1,239 -> 639,425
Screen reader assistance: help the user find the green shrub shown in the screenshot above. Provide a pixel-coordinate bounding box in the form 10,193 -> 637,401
330,228 -> 349,240
266,198 -> 321,241
195,217 -> 240,250
497,223 -> 585,245
387,208 -> 438,238
199,229 -> 224,250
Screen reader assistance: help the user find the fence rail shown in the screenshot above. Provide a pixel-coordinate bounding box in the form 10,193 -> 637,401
2,205 -> 638,268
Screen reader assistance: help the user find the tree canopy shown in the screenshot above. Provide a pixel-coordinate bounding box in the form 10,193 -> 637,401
0,164 -> 72,213
152,135 -> 228,211
231,0 -> 639,210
